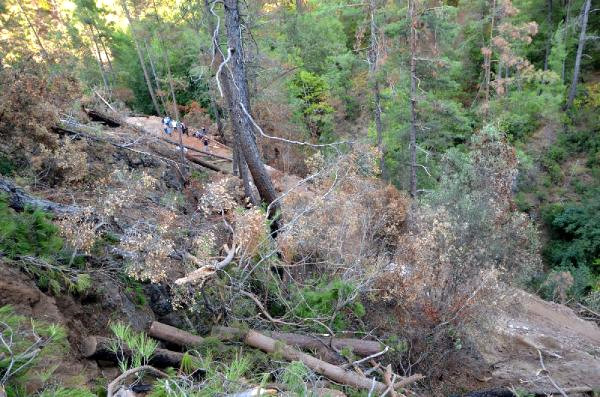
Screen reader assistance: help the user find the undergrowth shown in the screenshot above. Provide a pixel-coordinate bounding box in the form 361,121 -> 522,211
0,195 -> 91,295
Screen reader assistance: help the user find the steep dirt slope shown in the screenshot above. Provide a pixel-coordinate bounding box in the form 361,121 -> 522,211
472,288 -> 600,392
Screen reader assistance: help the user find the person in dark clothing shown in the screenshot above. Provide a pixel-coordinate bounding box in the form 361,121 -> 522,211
203,137 -> 210,152
181,122 -> 189,136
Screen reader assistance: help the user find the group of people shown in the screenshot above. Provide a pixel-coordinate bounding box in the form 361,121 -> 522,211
161,116 -> 210,151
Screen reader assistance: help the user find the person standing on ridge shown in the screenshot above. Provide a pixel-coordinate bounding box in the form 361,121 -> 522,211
162,116 -> 171,134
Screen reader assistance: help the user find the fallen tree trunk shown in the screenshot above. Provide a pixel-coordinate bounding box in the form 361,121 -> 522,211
159,136 -> 233,161
185,154 -> 229,173
0,177 -> 80,215
149,322 -> 384,359
82,336 -> 184,368
237,329 -> 389,392
213,326 -> 384,357
84,107 -> 122,127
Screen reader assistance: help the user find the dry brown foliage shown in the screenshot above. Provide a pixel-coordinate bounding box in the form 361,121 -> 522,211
278,146 -> 409,275
370,127 -> 542,381
0,60 -> 86,185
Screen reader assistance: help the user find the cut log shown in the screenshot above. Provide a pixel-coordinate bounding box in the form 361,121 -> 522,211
148,322 -> 204,347
212,326 -> 384,357
82,336 -> 185,368
0,177 -> 80,215
238,329 -> 389,392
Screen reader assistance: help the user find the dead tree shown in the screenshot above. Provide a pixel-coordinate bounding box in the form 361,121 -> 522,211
222,0 -> 278,211
565,0 -> 591,110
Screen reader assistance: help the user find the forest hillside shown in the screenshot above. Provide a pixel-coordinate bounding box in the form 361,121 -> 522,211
0,0 -> 599,395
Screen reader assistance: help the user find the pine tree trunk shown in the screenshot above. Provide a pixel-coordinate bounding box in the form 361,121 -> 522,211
150,0 -> 186,182
483,0 -> 496,118
16,0 -> 49,60
408,0 -> 418,198
97,29 -> 115,78
561,0 -> 572,82
543,0 -> 553,71
120,0 -> 162,116
368,0 -> 387,181
223,0 -> 279,211
565,0 -> 590,109
144,40 -> 167,113
201,0 -> 226,144
89,25 -> 110,93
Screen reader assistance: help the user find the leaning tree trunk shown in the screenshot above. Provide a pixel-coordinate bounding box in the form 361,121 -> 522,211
120,0 -> 162,116
223,0 -> 279,212
16,0 -> 49,60
565,0 -> 591,109
88,25 -> 110,93
144,40 -> 167,113
408,0 -> 418,198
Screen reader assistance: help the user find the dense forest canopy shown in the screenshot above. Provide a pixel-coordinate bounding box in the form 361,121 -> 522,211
0,0 -> 599,394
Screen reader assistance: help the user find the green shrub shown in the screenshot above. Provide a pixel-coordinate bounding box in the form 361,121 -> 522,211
0,306 -> 68,394
38,388 -> 95,397
0,155 -> 15,176
289,70 -> 335,141
543,191 -> 600,271
293,278 -> 365,332
0,195 -> 64,260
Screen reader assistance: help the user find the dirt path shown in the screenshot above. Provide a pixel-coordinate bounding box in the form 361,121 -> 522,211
127,115 -> 234,173
125,115 -> 306,194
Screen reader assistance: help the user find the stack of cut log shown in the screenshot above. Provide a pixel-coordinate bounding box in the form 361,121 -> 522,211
83,321 -> 423,395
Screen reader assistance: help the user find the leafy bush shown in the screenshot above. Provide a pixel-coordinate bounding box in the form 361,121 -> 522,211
293,278 -> 366,332
542,189 -> 600,271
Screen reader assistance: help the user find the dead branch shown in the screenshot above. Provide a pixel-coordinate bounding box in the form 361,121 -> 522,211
174,244 -> 237,285
0,177 -> 80,215
394,373 -> 424,388
341,346 -> 389,369
235,289 -> 300,327
536,348 -> 568,397
106,365 -> 168,397
225,387 -> 278,397
382,364 -> 399,397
